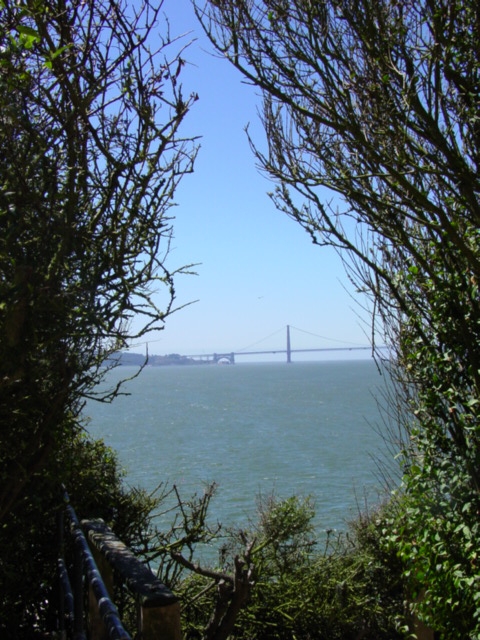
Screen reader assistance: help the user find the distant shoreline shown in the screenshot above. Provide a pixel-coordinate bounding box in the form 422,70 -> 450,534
109,352 -> 210,367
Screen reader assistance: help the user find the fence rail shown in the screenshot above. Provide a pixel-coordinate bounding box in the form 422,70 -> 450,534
58,490 -> 181,639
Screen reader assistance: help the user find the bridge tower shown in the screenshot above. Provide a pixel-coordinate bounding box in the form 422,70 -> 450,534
286,325 -> 291,363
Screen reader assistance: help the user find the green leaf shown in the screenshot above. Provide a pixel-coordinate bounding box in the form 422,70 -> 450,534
16,24 -> 40,49
16,25 -> 39,37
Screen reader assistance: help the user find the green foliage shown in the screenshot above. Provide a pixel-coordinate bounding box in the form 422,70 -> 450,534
164,492 -> 406,640
251,493 -> 317,574
388,228 -> 480,638
231,497 -> 405,640
387,464 -> 480,638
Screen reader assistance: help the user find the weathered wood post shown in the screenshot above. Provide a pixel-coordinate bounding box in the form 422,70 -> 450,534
82,519 -> 181,640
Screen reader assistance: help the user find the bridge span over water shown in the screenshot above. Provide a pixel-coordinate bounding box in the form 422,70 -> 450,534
184,325 -> 372,364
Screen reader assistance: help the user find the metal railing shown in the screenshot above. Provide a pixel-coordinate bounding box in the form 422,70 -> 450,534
58,490 -> 181,639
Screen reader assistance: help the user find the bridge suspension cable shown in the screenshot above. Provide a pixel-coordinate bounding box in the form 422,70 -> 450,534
237,325 -> 369,353
289,325 -> 368,347
235,326 -> 286,353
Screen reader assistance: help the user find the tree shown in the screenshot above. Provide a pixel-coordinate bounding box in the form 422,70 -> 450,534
0,0 -> 198,522
194,1 -> 480,636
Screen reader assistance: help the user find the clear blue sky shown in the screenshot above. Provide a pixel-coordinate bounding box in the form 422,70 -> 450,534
131,0 -> 373,361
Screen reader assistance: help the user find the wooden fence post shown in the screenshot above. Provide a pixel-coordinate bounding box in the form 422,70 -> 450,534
139,600 -> 182,640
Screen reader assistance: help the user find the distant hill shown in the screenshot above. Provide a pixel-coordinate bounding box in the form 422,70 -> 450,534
108,352 -> 207,366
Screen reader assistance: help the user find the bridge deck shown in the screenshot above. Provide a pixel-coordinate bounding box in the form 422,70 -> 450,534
185,346 -> 372,360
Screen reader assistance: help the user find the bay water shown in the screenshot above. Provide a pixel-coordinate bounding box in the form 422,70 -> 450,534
85,359 -> 396,539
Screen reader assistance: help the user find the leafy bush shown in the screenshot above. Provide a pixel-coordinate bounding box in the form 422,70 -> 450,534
231,497 -> 405,640
160,491 -> 407,639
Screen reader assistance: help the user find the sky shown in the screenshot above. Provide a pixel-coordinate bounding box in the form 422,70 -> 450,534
130,0 -> 373,361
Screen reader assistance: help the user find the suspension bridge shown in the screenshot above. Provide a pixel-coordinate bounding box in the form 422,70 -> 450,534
183,325 -> 372,364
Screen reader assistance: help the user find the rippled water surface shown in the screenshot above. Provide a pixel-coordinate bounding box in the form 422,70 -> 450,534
86,359 -> 395,532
